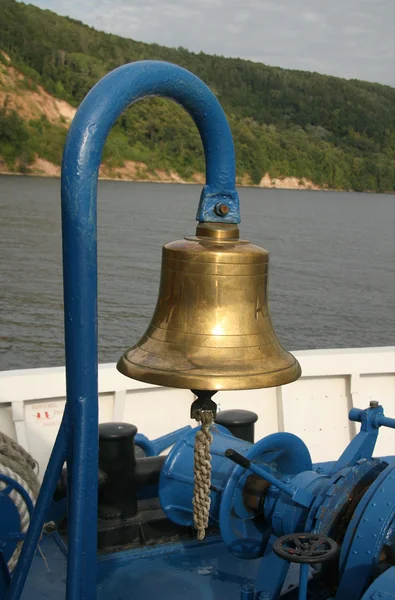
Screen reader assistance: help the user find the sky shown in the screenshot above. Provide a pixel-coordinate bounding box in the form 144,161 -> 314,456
25,0 -> 394,86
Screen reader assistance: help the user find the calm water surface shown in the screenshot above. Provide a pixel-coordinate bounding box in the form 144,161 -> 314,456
0,176 -> 394,371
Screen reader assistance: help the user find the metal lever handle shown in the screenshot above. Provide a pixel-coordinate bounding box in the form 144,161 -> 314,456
225,449 -> 313,508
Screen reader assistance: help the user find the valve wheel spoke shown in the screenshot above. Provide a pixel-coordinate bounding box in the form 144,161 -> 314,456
273,533 -> 339,564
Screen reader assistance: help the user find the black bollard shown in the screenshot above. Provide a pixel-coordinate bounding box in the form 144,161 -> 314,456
215,409 -> 258,443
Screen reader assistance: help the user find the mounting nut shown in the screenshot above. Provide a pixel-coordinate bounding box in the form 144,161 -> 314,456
214,203 -> 230,216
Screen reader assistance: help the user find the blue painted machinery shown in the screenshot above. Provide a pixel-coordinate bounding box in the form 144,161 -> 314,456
0,61 -> 394,600
160,404 -> 395,599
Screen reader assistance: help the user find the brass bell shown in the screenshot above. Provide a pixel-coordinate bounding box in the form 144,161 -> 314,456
117,222 -> 301,390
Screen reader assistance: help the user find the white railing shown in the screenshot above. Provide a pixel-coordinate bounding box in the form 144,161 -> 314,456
0,347 -> 394,475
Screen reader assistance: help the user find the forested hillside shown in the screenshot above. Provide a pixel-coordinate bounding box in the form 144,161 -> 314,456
0,0 -> 394,191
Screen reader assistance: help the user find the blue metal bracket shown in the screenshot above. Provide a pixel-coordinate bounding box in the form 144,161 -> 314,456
329,404 -> 393,476
7,61 -> 241,600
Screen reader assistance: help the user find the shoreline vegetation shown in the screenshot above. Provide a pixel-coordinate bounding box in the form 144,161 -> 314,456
4,169 -> 392,194
0,158 -> 323,191
0,171 -> 315,188
0,0 -> 394,194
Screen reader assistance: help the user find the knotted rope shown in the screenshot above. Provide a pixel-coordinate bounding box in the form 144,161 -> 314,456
192,410 -> 214,540
0,431 -> 40,571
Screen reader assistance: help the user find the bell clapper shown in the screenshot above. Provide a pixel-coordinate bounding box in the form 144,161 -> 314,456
190,390 -> 217,540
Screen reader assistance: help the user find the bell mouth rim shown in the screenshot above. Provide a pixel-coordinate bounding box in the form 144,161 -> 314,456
116,354 -> 301,391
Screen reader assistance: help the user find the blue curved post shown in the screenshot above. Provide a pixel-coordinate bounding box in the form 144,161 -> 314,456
62,60 -> 240,225
135,425 -> 192,456
7,61 -> 240,600
61,61 -> 239,600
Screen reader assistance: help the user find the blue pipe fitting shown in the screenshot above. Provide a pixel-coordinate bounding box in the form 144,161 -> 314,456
264,470 -> 326,538
349,406 -> 395,430
135,426 -> 192,457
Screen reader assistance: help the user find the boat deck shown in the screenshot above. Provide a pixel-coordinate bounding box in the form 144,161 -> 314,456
23,533 -> 260,600
22,456 -> 395,600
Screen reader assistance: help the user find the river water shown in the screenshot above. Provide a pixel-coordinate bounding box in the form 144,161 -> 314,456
0,176 -> 394,371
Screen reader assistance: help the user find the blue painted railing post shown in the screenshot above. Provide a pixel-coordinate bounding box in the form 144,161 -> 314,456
6,415 -> 68,599
7,60 -> 240,600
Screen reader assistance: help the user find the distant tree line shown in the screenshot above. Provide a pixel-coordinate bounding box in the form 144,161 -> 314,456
0,0 -> 394,191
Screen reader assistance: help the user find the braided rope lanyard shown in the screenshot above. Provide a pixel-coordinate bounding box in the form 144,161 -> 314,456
193,410 -> 214,540
191,391 -> 217,541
